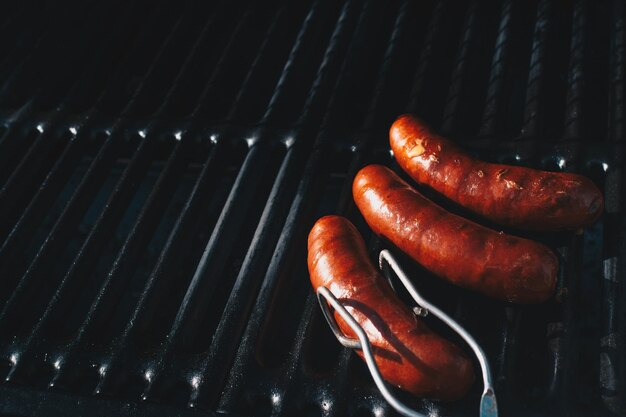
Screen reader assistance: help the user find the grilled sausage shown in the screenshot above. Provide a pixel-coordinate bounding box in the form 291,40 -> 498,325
390,114 -> 604,231
353,165 -> 558,303
308,215 -> 475,401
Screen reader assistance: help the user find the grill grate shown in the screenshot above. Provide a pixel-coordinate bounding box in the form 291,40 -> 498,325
0,0 -> 624,416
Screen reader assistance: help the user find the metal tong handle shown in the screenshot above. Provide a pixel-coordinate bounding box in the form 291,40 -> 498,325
316,249 -> 498,417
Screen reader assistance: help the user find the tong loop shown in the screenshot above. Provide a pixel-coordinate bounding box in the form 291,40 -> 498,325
316,249 -> 498,417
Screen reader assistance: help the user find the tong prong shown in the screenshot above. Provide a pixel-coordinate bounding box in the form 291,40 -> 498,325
378,250 -> 498,417
316,286 -> 429,417
316,287 -> 362,350
316,250 -> 498,417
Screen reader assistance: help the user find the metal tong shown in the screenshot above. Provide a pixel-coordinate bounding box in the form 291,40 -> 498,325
316,249 -> 498,417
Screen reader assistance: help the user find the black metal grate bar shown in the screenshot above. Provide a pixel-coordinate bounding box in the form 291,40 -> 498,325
0,0 -> 151,239
520,0 -> 551,138
187,143 -> 300,408
0,1 -> 104,182
479,0 -> 515,137
0,1 -> 188,275
599,3 -> 626,414
56,3 -> 300,400
273,3 -> 418,415
7,138 -> 189,382
405,0 -> 448,118
441,0 -> 481,135
48,139 -> 227,391
38,0 -> 244,390
190,0 -> 384,410
0,0 -> 169,281
217,0 -> 367,411
153,0 -> 361,406
608,0 -> 625,144
224,4 -> 289,123
0,136 -> 155,374
92,1 -> 270,399
0,0 -> 195,389
258,0 -> 326,126
218,2 -> 418,414
563,0 -> 587,140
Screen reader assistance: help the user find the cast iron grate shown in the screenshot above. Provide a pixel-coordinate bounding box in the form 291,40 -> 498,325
0,0 -> 623,416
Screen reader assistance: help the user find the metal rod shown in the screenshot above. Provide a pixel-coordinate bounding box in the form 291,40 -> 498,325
378,250 -> 495,401
317,286 -> 426,417
314,249 -> 498,417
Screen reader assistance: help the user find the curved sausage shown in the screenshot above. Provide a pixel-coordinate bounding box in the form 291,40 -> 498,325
308,215 -> 475,401
390,114 -> 604,231
353,165 -> 558,303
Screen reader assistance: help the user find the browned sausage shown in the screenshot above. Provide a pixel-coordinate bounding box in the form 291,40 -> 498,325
353,165 -> 558,303
390,114 -> 604,231
308,215 -> 475,401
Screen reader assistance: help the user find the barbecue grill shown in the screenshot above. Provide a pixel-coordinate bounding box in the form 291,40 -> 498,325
0,0 -> 622,416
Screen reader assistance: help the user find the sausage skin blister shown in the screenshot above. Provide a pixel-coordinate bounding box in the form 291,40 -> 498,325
308,215 -> 475,401
390,114 -> 604,231
353,165 -> 558,303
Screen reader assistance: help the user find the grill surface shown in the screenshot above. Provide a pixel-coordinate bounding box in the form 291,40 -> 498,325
0,0 -> 624,416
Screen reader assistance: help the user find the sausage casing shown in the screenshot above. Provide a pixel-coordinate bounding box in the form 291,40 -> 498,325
390,114 -> 604,231
308,215 -> 475,401
353,165 -> 558,303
